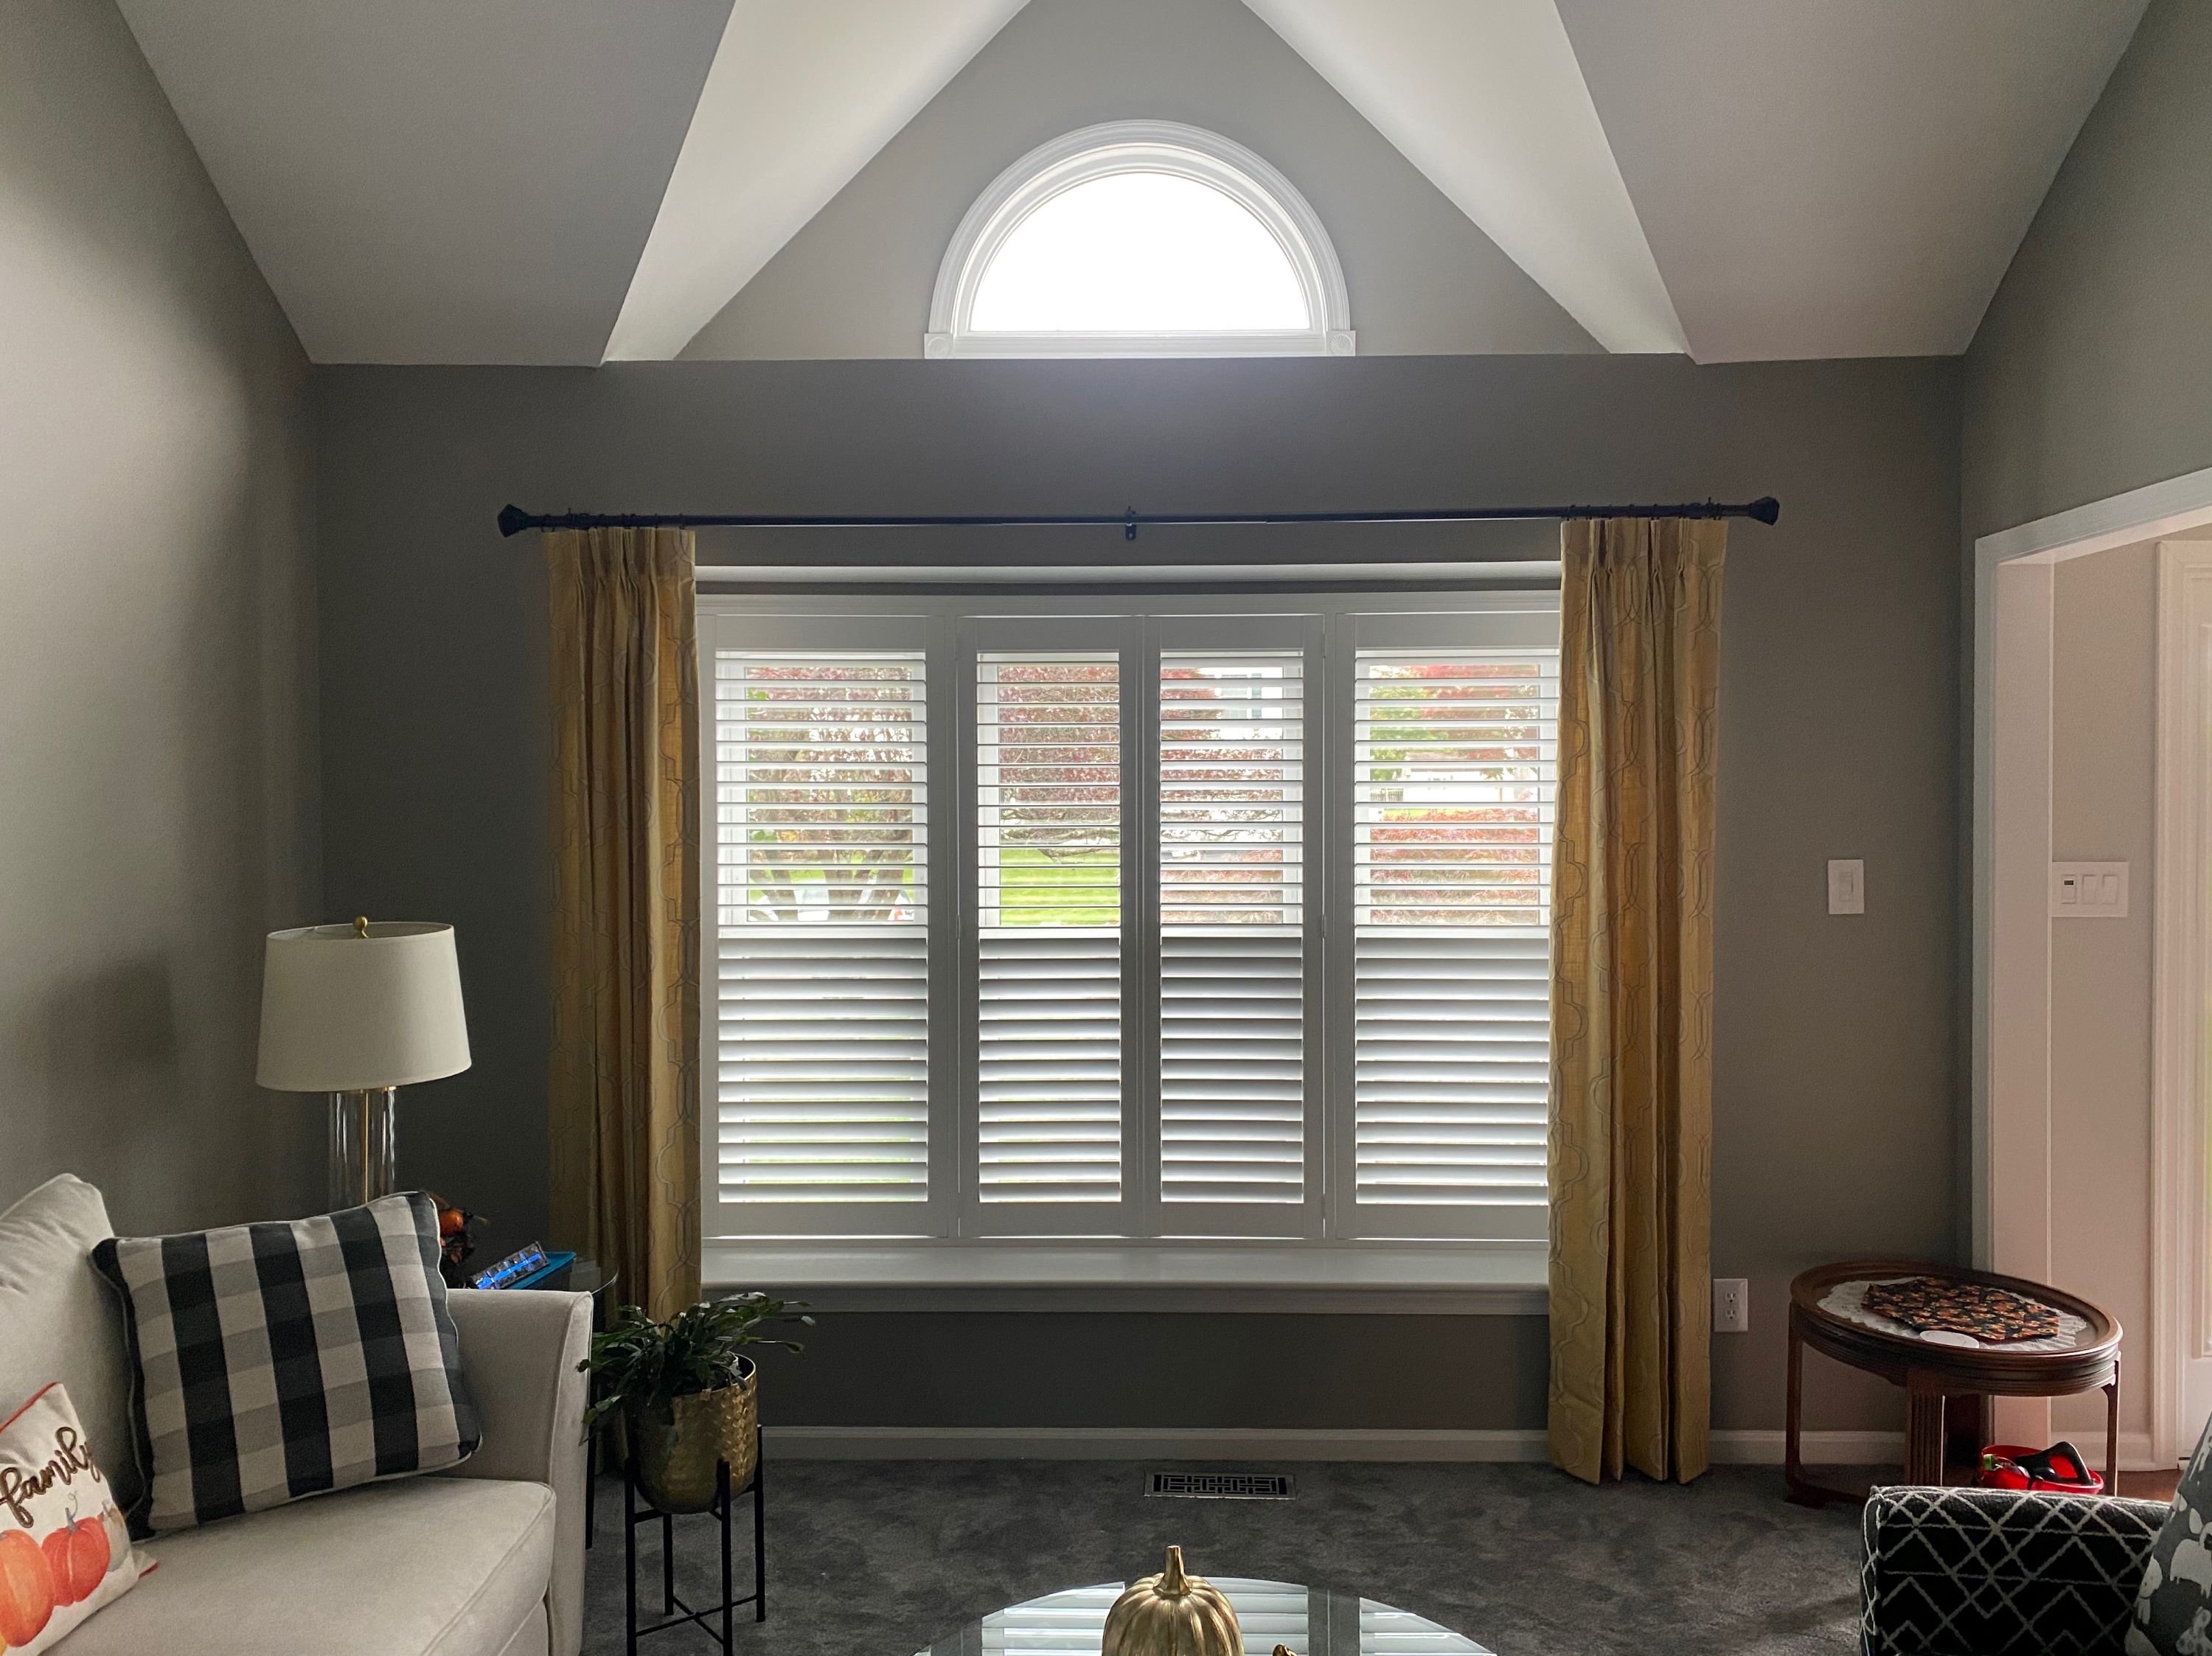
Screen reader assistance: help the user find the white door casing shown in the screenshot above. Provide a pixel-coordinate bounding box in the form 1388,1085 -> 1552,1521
1975,465 -> 2212,1468
2154,540 -> 2212,1464
1986,559 -> 2056,1450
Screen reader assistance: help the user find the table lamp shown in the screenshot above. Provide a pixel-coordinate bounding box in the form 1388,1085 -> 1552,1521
257,918 -> 471,1208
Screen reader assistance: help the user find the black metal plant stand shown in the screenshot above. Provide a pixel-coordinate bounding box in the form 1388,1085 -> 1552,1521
623,1428 -> 765,1653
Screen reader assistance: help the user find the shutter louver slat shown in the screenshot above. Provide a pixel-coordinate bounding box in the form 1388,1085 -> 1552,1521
978,653 -> 1123,1203
1160,652 -> 1305,1207
1353,649 -> 1558,1214
713,650 -> 928,1207
1360,1598 -> 1491,1653
978,1582 -> 1310,1656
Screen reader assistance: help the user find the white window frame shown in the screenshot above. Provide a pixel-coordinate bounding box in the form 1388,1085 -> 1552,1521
699,590 -> 1557,1300
925,120 -> 1356,360
1153,613 -> 1326,1242
1326,606 -> 1562,1244
960,613 -> 1147,1238
699,610 -> 956,1240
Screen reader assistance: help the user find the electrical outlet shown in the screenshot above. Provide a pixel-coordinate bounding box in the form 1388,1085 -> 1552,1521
1713,1277 -> 1750,1334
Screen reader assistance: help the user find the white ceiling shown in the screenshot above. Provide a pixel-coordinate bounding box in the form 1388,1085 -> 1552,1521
114,0 -> 731,364
121,0 -> 2146,365
1554,0 -> 2150,362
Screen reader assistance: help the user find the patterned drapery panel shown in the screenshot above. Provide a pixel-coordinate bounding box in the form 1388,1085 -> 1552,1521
546,526 -> 702,1319
1547,516 -> 1725,1484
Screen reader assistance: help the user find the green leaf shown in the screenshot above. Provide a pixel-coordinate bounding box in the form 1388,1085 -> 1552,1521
577,1291 -> 813,1441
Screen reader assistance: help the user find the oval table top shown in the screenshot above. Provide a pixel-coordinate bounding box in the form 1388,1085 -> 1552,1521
914,1576 -> 1489,1655
1790,1259 -> 2121,1394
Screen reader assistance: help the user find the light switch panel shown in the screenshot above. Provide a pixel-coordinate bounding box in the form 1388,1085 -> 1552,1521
2051,862 -> 2129,917
1827,859 -> 1865,916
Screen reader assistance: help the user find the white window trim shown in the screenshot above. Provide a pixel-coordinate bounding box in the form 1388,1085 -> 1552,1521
703,1239 -> 1548,1315
1328,607 -> 1560,1243
925,120 -> 1355,360
698,589 -> 1559,1301
960,613 -> 1147,1238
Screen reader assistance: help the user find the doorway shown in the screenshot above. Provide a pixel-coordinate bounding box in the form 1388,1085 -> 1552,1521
1975,467 -> 2212,1469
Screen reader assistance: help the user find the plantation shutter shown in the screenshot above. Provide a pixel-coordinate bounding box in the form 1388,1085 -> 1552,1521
708,644 -> 931,1230
976,1582 -> 1308,1656
1158,650 -> 1307,1212
1357,1598 -> 1489,1653
974,650 -> 1124,1211
1350,647 -> 1559,1236
977,1584 -> 1121,1656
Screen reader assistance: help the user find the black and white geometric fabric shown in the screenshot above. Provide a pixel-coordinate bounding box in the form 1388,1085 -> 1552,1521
1862,1484 -> 2165,1655
2129,1415 -> 2212,1654
91,1191 -> 479,1534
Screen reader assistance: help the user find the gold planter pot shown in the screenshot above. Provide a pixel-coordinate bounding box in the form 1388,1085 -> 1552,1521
630,1355 -> 759,1514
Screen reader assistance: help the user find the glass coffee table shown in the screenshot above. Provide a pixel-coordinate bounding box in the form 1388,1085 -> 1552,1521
917,1576 -> 1489,1654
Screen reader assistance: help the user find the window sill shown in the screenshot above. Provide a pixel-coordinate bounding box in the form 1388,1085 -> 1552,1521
701,1240 -> 1548,1315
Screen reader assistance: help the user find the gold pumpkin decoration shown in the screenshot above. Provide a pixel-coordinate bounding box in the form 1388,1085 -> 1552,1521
1102,1546 -> 1244,1656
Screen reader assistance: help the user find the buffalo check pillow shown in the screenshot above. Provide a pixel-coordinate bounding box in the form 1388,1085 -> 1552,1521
91,1192 -> 479,1533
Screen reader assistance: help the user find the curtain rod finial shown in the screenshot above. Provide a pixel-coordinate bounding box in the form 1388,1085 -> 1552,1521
1747,496 -> 1781,526
497,504 -> 533,538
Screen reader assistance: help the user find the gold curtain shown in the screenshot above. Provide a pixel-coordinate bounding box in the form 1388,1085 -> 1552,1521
546,526 -> 702,1321
1547,517 -> 1725,1484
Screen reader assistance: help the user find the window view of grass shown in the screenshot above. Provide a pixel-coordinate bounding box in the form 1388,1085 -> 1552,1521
995,845 -> 1120,925
979,658 -> 1121,928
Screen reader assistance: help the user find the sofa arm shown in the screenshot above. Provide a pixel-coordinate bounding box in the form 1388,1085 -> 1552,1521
1861,1485 -> 2166,1656
442,1290 -> 592,1656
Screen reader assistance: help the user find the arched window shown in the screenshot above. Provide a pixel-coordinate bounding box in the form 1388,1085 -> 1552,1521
927,122 -> 1354,359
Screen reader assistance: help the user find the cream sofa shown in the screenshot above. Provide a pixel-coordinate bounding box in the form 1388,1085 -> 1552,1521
0,1175 -> 591,1656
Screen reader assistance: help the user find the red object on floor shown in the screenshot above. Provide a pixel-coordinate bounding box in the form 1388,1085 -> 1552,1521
1978,1441 -> 2104,1495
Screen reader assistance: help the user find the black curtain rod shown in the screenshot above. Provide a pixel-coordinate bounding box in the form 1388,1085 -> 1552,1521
497,496 -> 1779,542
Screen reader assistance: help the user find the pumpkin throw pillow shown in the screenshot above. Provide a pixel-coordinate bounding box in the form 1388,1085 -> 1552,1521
0,1382 -> 150,1653
91,1191 -> 479,1534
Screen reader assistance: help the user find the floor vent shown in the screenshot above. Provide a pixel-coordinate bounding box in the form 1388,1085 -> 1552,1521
1147,1471 -> 1295,1500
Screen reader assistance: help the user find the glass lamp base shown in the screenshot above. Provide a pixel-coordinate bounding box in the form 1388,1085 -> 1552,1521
329,1088 -> 399,1209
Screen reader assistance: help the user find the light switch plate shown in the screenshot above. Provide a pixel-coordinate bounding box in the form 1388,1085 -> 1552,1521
2051,862 -> 2129,918
1827,859 -> 1865,916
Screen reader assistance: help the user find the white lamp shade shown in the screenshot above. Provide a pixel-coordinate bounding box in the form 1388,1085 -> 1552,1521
257,922 -> 472,1091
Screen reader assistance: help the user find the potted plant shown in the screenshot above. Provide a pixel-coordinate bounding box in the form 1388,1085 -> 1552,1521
580,1293 -> 811,1512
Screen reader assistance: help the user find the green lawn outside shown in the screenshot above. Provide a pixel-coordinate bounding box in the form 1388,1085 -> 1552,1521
740,841 -> 1119,924
994,844 -> 1120,925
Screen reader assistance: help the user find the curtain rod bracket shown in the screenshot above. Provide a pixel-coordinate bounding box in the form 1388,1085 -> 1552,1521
1124,507 -> 1139,542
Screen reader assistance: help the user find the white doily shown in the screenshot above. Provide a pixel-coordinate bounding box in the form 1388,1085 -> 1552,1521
1820,1277 -> 2090,1353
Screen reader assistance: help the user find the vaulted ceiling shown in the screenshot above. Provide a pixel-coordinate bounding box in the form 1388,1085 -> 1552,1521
116,0 -> 2146,366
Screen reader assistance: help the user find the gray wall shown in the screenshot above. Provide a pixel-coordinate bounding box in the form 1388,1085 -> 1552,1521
681,0 -> 1594,361
1964,0 -> 2212,539
0,0 -> 321,1231
316,353 -> 1957,1432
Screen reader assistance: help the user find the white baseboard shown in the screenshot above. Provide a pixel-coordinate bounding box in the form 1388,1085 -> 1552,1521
764,1427 -> 1553,1461
2115,1431 -> 2165,1473
763,1425 -> 1918,1465
1708,1430 -> 1904,1466
1694,1430 -> 2166,1472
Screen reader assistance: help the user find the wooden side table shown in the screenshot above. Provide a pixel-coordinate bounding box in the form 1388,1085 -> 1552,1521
1785,1260 -> 2121,1506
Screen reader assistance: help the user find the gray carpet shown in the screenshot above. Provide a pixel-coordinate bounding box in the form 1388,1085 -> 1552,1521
580,1461 -> 1865,1655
